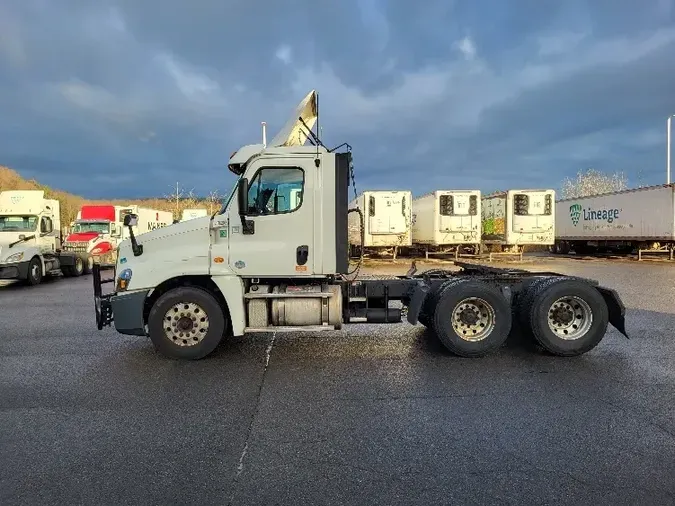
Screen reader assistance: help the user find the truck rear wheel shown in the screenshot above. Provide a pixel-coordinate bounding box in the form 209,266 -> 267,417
147,286 -> 227,360
523,278 -> 609,356
418,278 -> 463,328
432,279 -> 512,357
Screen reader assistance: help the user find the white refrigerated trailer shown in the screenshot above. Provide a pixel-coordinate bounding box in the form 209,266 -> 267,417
553,183 -> 675,260
411,190 -> 482,258
348,190 -> 412,259
481,189 -> 556,253
181,208 -> 208,222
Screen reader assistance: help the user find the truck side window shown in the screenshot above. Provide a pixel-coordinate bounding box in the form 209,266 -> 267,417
247,167 -> 304,215
368,196 -> 375,216
40,217 -> 53,234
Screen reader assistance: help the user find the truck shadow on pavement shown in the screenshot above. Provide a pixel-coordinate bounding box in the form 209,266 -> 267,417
0,275 -> 64,291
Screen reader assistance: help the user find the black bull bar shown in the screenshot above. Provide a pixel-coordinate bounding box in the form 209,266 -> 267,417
92,262 -> 116,330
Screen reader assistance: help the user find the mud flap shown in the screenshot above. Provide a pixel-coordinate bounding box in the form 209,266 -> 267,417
406,281 -> 430,325
596,286 -> 629,338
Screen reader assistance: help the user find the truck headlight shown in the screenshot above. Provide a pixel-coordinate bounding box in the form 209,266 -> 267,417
6,252 -> 24,263
116,268 -> 132,291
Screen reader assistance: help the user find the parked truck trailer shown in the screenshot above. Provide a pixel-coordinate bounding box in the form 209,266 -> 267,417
481,189 -> 556,252
411,190 -> 482,258
92,90 -> 628,362
552,183 -> 675,259
348,190 -> 412,258
63,205 -> 172,269
181,208 -> 208,222
0,190 -> 91,285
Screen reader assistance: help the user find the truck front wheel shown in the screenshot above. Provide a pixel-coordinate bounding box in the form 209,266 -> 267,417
26,256 -> 43,286
147,286 -> 227,360
432,279 -> 512,357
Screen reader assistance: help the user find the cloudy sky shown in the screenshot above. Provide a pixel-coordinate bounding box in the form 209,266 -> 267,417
1,0 -> 674,199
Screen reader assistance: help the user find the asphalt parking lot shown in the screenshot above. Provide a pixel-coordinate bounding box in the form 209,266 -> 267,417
1,256 -> 675,505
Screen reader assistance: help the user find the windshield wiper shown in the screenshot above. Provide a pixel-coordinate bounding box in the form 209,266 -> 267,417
9,234 -> 35,248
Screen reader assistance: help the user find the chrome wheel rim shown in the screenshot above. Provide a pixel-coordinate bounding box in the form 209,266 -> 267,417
163,302 -> 210,346
547,296 -> 593,340
451,297 -> 496,342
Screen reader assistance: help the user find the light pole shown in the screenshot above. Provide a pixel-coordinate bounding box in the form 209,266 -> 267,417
668,114 -> 675,185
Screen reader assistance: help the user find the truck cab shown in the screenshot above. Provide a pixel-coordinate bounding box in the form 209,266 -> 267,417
93,90 -> 628,362
0,190 -> 85,284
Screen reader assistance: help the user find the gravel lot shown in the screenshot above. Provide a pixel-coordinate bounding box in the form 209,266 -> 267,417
1,256 -> 674,505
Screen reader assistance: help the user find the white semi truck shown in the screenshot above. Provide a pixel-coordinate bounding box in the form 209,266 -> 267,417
348,190 -> 412,258
92,90 -> 628,361
411,190 -> 482,258
63,204 -> 172,269
481,189 -> 556,251
552,183 -> 675,259
181,208 -> 208,222
0,190 -> 91,285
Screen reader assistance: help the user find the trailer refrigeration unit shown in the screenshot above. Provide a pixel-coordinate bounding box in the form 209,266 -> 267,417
92,90 -> 628,363
481,189 -> 556,252
411,190 -> 482,258
348,190 -> 412,259
63,205 -> 172,268
0,190 -> 92,285
552,183 -> 675,259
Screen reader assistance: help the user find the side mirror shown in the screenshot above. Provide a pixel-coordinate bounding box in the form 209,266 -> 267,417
237,177 -> 249,215
123,214 -> 143,256
123,214 -> 138,227
236,178 -> 254,235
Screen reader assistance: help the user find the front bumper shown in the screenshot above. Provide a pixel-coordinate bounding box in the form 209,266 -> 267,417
92,263 -> 148,336
0,260 -> 30,280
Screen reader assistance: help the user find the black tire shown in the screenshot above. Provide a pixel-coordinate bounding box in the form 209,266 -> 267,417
84,255 -> 94,274
431,279 -> 512,357
515,276 -> 566,327
71,256 -> 85,277
25,256 -> 43,286
417,278 -> 464,328
524,278 -> 609,356
147,286 -> 227,360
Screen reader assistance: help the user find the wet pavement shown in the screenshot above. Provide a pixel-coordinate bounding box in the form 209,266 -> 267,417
1,256 -> 674,505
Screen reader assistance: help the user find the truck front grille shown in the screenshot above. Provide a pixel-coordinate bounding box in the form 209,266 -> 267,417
63,242 -> 89,253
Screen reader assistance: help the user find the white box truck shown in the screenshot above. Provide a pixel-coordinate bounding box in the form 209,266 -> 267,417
411,190 -> 482,257
0,190 -> 93,285
481,189 -> 555,252
63,204 -> 172,269
181,208 -> 208,222
553,183 -> 675,258
91,89 -> 628,361
348,190 -> 412,258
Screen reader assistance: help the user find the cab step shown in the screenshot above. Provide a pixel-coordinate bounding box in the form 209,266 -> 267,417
244,325 -> 339,333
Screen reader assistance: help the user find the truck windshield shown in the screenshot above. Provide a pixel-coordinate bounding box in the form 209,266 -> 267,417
218,176 -> 242,215
72,221 -> 110,234
0,215 -> 39,232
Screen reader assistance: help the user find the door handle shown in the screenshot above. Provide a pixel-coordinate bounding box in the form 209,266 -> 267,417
296,245 -> 309,265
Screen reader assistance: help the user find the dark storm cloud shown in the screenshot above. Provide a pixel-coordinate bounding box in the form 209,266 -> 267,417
0,0 -> 674,199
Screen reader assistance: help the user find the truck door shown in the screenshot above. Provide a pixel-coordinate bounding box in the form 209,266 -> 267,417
220,160 -> 315,277
511,191 -> 553,232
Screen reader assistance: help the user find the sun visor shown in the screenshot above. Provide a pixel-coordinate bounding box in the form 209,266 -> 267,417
268,90 -> 318,147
